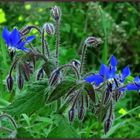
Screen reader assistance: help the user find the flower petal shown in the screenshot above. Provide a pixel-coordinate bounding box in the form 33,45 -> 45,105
85,74 -> 104,86
26,35 -> 35,43
17,42 -> 29,52
2,27 -> 10,45
127,83 -> 139,91
134,76 -> 140,85
122,66 -> 130,82
10,28 -> 21,46
110,55 -> 117,67
99,64 -> 108,76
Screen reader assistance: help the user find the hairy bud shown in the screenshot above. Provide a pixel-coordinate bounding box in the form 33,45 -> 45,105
20,25 -> 32,35
78,107 -> 85,121
17,73 -> 24,90
7,74 -> 14,92
71,59 -> 81,70
68,108 -> 75,122
50,6 -> 61,21
104,118 -> 112,134
36,68 -> 44,81
85,36 -> 101,47
22,64 -> 30,81
44,23 -> 55,36
49,69 -> 61,86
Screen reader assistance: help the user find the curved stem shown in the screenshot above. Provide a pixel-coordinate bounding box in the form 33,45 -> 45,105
59,64 -> 81,80
55,20 -> 60,67
9,58 -> 19,76
41,28 -> 50,57
0,114 -> 17,129
80,44 -> 87,74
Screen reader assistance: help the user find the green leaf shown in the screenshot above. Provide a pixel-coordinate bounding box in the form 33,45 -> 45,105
16,127 -> 33,138
47,80 -> 84,104
47,114 -> 79,138
4,80 -> 48,116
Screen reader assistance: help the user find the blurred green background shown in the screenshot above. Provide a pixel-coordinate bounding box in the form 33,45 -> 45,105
0,2 -> 140,138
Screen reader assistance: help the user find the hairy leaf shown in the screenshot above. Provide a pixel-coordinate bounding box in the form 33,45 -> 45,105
3,80 -> 48,116
47,80 -> 84,104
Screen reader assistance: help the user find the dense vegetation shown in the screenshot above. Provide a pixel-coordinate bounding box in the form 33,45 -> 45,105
0,2 -> 140,138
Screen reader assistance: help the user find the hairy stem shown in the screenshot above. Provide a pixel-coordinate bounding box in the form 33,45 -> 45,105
80,44 -> 87,74
59,64 -> 81,80
41,29 -> 50,58
0,114 -> 17,129
55,20 -> 60,67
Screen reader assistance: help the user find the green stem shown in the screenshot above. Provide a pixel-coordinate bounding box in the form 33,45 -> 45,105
55,20 -> 60,67
80,44 -> 87,74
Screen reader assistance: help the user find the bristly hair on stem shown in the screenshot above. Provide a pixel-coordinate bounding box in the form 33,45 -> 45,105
55,19 -> 60,67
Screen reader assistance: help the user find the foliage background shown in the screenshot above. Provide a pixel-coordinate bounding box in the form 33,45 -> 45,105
0,1 -> 140,138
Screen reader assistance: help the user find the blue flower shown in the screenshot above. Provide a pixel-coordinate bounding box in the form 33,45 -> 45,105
127,76 -> 140,91
2,27 -> 35,52
85,55 -> 117,86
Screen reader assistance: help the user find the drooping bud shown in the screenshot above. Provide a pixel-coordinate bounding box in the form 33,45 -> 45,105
36,68 -> 44,81
103,89 -> 111,104
17,73 -> 24,90
44,23 -> 55,36
22,64 -> 30,81
20,25 -> 32,35
68,108 -> 75,122
85,36 -> 102,47
50,6 -> 61,21
49,68 -> 61,86
78,107 -> 85,121
104,118 -> 112,134
6,74 -> 14,92
71,59 -> 81,70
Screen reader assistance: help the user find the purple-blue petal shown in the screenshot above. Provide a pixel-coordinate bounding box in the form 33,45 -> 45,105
127,83 -> 139,91
17,42 -> 29,52
134,76 -> 140,85
85,74 -> 104,86
110,55 -> 117,67
122,66 -> 130,81
99,64 -> 108,76
26,35 -> 35,43
10,28 -> 21,46
2,27 -> 10,46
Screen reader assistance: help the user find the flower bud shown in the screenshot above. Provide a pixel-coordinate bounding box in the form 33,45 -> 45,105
22,64 -> 30,81
44,23 -> 55,36
36,68 -> 44,81
104,118 -> 112,134
71,59 -> 81,70
17,73 -> 24,90
50,6 -> 61,21
6,74 -> 14,92
85,36 -> 102,47
68,108 -> 75,122
49,69 -> 61,86
20,25 -> 32,35
78,107 -> 85,121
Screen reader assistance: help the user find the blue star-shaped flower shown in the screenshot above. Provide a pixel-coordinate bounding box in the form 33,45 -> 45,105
127,76 -> 140,91
2,27 -> 35,52
85,55 -> 117,86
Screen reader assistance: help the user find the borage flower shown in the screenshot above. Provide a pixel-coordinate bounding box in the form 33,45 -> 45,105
127,76 -> 140,92
84,55 -> 118,86
2,27 -> 35,52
